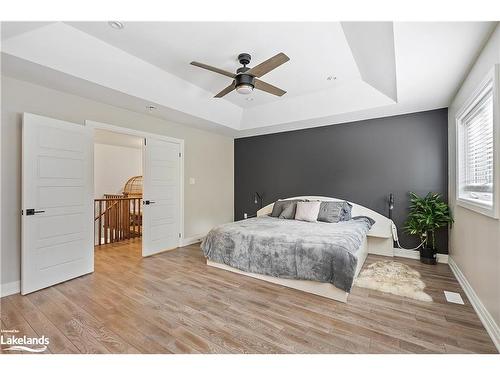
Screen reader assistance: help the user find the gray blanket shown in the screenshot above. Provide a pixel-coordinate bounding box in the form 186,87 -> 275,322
201,216 -> 373,292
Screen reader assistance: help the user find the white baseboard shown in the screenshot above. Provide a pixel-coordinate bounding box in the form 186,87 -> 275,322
393,248 -> 448,264
1,280 -> 20,298
448,256 -> 500,352
180,233 -> 205,247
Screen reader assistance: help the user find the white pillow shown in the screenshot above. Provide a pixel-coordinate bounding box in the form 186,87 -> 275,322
294,201 -> 321,222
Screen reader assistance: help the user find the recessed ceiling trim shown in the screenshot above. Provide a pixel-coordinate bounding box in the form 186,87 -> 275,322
1,22 -> 243,130
342,21 -> 398,102
1,21 -> 495,137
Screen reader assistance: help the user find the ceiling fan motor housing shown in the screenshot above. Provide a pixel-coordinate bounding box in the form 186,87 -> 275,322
235,73 -> 255,89
235,54 -> 254,91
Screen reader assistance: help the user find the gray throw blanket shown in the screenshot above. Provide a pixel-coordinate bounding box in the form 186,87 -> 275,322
201,216 -> 373,292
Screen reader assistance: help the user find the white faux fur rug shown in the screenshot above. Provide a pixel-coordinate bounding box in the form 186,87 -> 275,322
354,261 -> 433,302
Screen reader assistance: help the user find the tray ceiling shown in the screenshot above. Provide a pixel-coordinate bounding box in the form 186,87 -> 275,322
1,21 -> 495,136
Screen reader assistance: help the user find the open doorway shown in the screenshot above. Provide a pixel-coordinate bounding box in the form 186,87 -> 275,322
93,129 -> 144,254
21,114 -> 184,295
89,120 -> 184,259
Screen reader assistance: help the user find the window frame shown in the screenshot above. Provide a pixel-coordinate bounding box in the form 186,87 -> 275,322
455,65 -> 500,219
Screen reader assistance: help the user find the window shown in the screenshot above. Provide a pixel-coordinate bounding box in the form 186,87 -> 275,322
456,69 -> 498,218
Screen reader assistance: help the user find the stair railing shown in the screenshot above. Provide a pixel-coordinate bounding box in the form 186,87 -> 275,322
94,197 -> 142,246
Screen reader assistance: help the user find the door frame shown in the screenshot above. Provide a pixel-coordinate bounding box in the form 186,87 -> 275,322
85,120 -> 185,249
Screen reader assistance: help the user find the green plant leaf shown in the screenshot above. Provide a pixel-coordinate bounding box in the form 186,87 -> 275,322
404,191 -> 453,250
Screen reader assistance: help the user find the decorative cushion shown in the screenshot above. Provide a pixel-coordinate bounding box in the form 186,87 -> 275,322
341,202 -> 353,221
270,200 -> 289,217
317,201 -> 353,223
270,199 -> 303,217
279,202 -> 297,219
294,201 -> 321,222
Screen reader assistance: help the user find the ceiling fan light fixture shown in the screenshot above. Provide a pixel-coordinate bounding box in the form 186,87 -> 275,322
235,73 -> 255,95
191,52 -> 289,98
236,83 -> 254,95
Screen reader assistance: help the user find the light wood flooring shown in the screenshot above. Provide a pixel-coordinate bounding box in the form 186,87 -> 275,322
0,239 -> 497,354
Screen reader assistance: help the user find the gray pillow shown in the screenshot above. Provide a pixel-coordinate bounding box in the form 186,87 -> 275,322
279,202 -> 297,219
340,201 -> 353,221
270,200 -> 289,217
317,201 -> 353,223
270,199 -> 303,217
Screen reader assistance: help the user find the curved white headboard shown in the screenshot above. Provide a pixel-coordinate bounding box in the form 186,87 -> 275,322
257,196 -> 393,239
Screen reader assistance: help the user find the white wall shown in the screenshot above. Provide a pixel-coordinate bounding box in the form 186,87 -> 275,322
448,24 -> 500,339
94,143 -> 142,199
1,76 -> 234,286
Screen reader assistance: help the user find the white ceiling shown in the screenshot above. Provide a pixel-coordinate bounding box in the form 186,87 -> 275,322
0,21 -> 53,40
1,21 -> 496,137
68,22 -> 362,109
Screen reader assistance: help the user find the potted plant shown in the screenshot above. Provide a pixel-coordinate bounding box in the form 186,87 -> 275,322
404,192 -> 453,264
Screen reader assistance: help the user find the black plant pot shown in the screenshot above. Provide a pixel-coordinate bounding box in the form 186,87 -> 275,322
420,247 -> 437,265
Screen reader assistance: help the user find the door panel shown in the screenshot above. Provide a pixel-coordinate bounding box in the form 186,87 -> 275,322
39,156 -> 83,178
38,186 -> 84,207
142,138 -> 181,256
22,113 -> 93,295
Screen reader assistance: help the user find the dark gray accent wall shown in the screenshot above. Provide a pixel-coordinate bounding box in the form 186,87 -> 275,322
234,108 -> 449,252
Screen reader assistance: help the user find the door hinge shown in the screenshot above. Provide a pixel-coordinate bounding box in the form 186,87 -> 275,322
178,233 -> 181,238
179,152 -> 181,157
144,138 -> 147,146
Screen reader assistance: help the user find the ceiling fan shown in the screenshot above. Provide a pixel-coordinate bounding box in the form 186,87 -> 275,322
190,52 -> 290,98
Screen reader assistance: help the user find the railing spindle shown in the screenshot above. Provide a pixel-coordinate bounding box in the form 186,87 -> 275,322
139,198 -> 142,236
114,199 -> 118,243
98,201 -> 102,246
105,200 -> 109,244
135,198 -> 138,237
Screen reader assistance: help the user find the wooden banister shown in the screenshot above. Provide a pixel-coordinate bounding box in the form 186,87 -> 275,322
94,199 -> 119,221
94,197 -> 142,246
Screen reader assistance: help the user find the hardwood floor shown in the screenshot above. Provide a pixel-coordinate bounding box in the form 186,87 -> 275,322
1,239 -> 497,354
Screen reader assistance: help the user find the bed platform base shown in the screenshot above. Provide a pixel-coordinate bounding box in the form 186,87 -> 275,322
207,260 -> 350,302
206,238 -> 368,303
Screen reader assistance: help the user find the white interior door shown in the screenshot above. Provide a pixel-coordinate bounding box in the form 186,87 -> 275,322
22,113 -> 93,295
142,137 -> 181,256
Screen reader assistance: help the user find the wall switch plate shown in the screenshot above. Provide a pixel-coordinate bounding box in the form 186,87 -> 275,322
444,291 -> 464,304
243,213 -> 248,219
189,177 -> 195,185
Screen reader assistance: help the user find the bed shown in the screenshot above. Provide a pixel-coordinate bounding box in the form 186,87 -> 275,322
202,196 -> 394,302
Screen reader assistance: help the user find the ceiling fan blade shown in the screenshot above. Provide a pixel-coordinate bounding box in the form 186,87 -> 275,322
190,61 -> 236,79
246,52 -> 290,78
254,79 -> 286,97
214,82 -> 236,98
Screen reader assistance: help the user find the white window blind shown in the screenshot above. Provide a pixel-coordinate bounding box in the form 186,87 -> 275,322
459,82 -> 494,206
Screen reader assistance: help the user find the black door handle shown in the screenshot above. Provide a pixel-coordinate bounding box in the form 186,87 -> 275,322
143,200 -> 156,205
25,209 -> 45,216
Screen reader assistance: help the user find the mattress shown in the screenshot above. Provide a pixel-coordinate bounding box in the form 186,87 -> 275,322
201,216 -> 373,292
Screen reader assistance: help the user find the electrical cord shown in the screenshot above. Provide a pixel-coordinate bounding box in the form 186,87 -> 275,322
391,221 -> 425,251
395,237 -> 425,251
